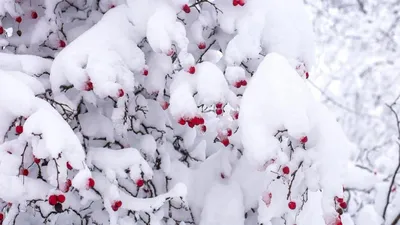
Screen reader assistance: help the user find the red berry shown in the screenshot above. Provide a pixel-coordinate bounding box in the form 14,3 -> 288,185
233,0 -> 239,6
66,179 -> 72,187
31,11 -> 38,19
0,26 -> 4,35
232,111 -> 239,120
136,179 -> 144,187
200,125 -> 207,133
336,197 -> 344,203
240,80 -> 247,86
161,102 -> 169,110
305,72 -> 309,79
66,162 -> 73,170
115,200 -> 122,208
221,138 -> 230,147
216,102 -> 223,108
198,42 -> 206,49
87,178 -> 95,188
234,81 -> 241,88
21,168 -> 29,176
216,108 -> 223,115
300,136 -> 308,144
15,16 -> 22,23
226,128 -> 232,136
59,40 -> 66,48
84,81 -> 93,91
188,121 -> 195,128
182,4 -> 191,13
57,194 -> 65,203
34,157 -> 40,164
178,118 -> 186,125
188,66 -> 196,74
288,201 -> 296,210
0,213 -> 3,220
238,0 -> 245,6
282,166 -> 290,175
167,49 -> 174,56
48,195 -> 57,205
143,68 -> 148,76
15,125 -> 23,134
111,204 -> 119,211
339,202 -> 347,209
118,89 -> 124,97
198,117 -> 205,124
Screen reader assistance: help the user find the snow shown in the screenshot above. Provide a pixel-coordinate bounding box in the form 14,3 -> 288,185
0,0 -> 360,224
200,182 -> 244,225
239,53 -> 313,168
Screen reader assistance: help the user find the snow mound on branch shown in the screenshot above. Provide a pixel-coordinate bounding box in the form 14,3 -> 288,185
50,5 -> 144,96
146,2 -> 189,53
0,53 -> 52,75
220,0 -> 315,70
22,107 -> 86,169
0,71 -> 37,118
239,53 -> 313,167
87,147 -> 153,180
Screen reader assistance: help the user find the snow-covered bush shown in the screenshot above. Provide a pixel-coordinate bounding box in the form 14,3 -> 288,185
0,0 -> 354,225
306,1 -> 400,224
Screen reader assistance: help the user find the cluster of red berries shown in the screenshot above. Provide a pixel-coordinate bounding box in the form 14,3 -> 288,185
215,102 -> 224,115
111,200 -> 123,211
233,0 -> 245,6
233,80 -> 248,88
335,197 -> 347,209
178,116 -> 205,128
218,128 -> 233,147
48,194 -> 65,205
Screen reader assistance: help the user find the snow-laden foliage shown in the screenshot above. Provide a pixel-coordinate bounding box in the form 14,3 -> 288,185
305,0 -> 400,224
0,0 -> 354,225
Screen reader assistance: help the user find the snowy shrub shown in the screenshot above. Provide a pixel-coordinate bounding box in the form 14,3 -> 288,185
0,0 -> 355,225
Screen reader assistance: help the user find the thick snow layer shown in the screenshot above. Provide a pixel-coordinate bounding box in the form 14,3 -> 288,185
239,53 -> 313,167
50,5 -> 144,96
200,182 -> 244,225
219,0 -> 315,70
0,52 -> 52,75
